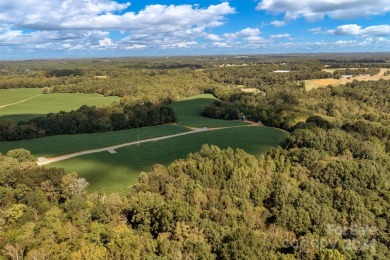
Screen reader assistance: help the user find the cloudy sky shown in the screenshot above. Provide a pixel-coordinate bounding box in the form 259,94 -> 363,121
1,0 -> 389,59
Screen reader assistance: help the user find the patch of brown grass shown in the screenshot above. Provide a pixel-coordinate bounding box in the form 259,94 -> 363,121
305,68 -> 390,90
241,88 -> 261,94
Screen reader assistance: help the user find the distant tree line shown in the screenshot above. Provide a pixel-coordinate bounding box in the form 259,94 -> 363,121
206,63 -> 333,87
45,69 -> 85,77
2,58 -> 389,106
320,60 -> 390,68
0,102 -> 176,141
332,68 -> 380,78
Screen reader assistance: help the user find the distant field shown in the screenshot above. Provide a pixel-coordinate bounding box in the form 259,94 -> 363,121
170,94 -> 247,128
241,88 -> 261,94
0,125 -> 188,157
305,68 -> 390,90
51,126 -> 289,193
0,88 -> 119,121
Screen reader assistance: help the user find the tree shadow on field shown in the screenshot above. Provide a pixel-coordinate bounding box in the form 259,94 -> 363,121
0,114 -> 46,122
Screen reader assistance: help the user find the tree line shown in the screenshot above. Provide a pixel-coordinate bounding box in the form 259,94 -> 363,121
332,68 -> 380,78
0,102 -> 176,141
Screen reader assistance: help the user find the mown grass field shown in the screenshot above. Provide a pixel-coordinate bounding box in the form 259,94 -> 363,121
0,88 -> 42,105
1,92 -> 289,194
170,94 -> 248,128
51,126 -> 289,193
0,88 -> 119,121
0,125 -> 189,157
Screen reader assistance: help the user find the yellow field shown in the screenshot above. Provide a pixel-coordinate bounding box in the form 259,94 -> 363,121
240,88 -> 261,94
305,68 -> 390,90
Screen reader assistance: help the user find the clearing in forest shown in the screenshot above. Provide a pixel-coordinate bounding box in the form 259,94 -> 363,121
2,93 -> 288,194
305,68 -> 390,90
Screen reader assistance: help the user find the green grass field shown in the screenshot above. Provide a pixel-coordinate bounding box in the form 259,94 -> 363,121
170,94 -> 248,128
1,92 -> 289,194
0,88 -> 119,121
0,125 -> 189,157
0,88 -> 42,106
51,126 -> 288,193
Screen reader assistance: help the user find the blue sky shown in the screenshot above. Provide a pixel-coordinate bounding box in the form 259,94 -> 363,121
0,0 -> 389,59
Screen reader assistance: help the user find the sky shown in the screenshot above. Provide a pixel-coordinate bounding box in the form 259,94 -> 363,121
0,0 -> 390,59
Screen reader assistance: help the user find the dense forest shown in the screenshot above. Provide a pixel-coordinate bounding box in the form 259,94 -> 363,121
0,55 -> 389,259
0,143 -> 388,258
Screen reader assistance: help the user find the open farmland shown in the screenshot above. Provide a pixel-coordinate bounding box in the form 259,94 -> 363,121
0,125 -> 189,157
50,126 -> 288,193
1,94 -> 288,193
0,88 -> 42,106
0,88 -> 119,121
305,68 -> 390,90
0,94 -> 246,157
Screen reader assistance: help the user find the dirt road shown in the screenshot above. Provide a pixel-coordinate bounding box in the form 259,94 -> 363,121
37,125 -> 254,166
0,94 -> 42,109
37,128 -> 209,166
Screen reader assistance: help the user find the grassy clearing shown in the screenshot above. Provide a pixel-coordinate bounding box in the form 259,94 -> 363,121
0,125 -> 188,157
50,126 -> 288,193
170,94 -> 247,128
0,88 -> 42,106
306,68 -> 390,90
2,93 -> 288,194
0,88 -> 119,121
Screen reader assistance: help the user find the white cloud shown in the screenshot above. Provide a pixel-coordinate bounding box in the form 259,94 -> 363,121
328,24 -> 390,37
168,41 -> 199,48
335,40 -> 356,45
257,0 -> 390,21
0,29 -> 23,43
0,28 -> 109,50
309,27 -> 322,33
270,20 -> 287,27
205,34 -> 222,41
124,44 -> 147,50
98,37 -> 116,48
0,0 -> 131,30
0,1 -> 235,31
0,1 -> 237,54
223,28 -> 261,39
212,42 -> 230,48
245,36 -> 265,42
270,33 -> 290,38
1,0 -> 388,57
